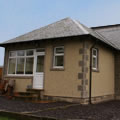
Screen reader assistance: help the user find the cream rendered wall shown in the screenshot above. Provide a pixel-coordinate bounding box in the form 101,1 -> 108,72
44,39 -> 83,97
3,39 -> 83,95
4,77 -> 32,92
87,42 -> 115,97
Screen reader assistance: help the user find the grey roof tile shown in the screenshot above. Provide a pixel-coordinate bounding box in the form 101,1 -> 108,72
1,18 -> 88,45
92,25 -> 120,50
0,17 -> 118,50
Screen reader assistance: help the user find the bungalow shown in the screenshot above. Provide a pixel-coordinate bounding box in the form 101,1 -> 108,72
0,17 -> 120,104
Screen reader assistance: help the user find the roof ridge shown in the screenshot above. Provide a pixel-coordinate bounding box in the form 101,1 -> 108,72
72,19 -> 89,34
91,24 -> 120,29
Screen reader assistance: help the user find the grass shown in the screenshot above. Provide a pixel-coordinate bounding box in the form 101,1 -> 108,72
0,116 -> 16,120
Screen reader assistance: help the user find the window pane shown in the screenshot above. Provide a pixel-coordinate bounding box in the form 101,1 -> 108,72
8,58 -> 16,74
55,56 -> 64,67
26,50 -> 34,56
10,51 -> 16,57
36,56 -> 44,72
16,58 -> 25,74
93,49 -> 97,56
92,57 -> 97,69
25,58 -> 34,74
56,47 -> 64,54
17,51 -> 25,56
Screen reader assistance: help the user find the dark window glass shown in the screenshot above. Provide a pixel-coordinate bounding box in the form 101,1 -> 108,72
36,56 -> 44,72
17,51 -> 25,56
8,58 -> 16,74
26,50 -> 34,56
16,58 -> 25,74
25,58 -> 34,74
55,56 -> 64,66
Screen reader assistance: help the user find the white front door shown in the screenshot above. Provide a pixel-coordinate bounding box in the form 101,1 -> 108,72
33,51 -> 45,89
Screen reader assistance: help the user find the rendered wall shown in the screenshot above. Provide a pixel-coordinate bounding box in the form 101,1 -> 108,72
44,38 -> 83,98
87,41 -> 115,97
3,37 -> 84,96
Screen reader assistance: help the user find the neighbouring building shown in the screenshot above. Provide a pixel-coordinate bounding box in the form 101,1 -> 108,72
0,17 -> 120,104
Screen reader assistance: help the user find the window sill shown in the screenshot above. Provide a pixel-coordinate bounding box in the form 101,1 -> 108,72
92,69 -> 99,72
5,75 -> 33,79
50,68 -> 65,71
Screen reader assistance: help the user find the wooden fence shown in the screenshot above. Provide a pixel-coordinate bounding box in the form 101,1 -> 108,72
0,67 -> 3,82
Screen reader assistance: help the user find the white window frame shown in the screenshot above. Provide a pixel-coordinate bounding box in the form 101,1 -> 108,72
8,49 -> 35,76
53,46 -> 64,69
92,48 -> 98,70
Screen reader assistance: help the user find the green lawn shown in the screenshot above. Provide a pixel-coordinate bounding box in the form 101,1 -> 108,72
0,116 -> 16,120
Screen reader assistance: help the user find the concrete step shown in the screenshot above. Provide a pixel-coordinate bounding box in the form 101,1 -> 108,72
18,92 -> 37,96
26,88 -> 44,92
14,95 -> 38,101
26,89 -> 44,100
13,91 -> 40,101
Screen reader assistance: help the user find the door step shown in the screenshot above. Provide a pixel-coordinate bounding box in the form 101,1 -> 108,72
18,91 -> 38,96
13,91 -> 40,101
26,88 -> 44,100
14,95 -> 38,101
26,88 -> 44,92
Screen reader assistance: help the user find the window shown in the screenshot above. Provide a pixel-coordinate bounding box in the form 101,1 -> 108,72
53,46 -> 64,68
8,50 -> 34,75
25,58 -> 34,74
8,58 -> 16,74
17,51 -> 25,56
16,58 -> 25,74
92,48 -> 98,70
26,50 -> 33,56
36,56 -> 44,72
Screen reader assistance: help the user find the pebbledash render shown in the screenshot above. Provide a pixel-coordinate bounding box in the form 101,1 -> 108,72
1,17 -> 120,104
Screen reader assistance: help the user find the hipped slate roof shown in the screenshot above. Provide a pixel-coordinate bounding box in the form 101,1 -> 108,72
1,18 -> 90,44
92,25 -> 120,49
0,17 -> 119,50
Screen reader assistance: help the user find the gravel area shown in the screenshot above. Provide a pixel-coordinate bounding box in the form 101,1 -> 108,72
0,96 -> 73,113
32,100 -> 120,120
0,96 -> 120,120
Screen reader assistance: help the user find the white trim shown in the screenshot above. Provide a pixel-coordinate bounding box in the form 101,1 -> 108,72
72,19 -> 89,34
7,74 -> 33,77
7,49 -> 35,76
7,58 -> 16,75
92,48 -> 98,70
7,48 -> 46,76
33,49 -> 45,89
53,46 -> 64,68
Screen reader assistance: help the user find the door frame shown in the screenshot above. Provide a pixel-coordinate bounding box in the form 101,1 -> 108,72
33,49 -> 45,89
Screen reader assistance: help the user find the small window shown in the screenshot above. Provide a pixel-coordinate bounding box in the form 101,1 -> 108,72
25,58 -> 34,74
16,58 -> 25,74
53,46 -> 64,68
17,51 -> 25,56
9,51 -> 16,57
26,50 -> 34,56
8,58 -> 16,74
92,48 -> 98,70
